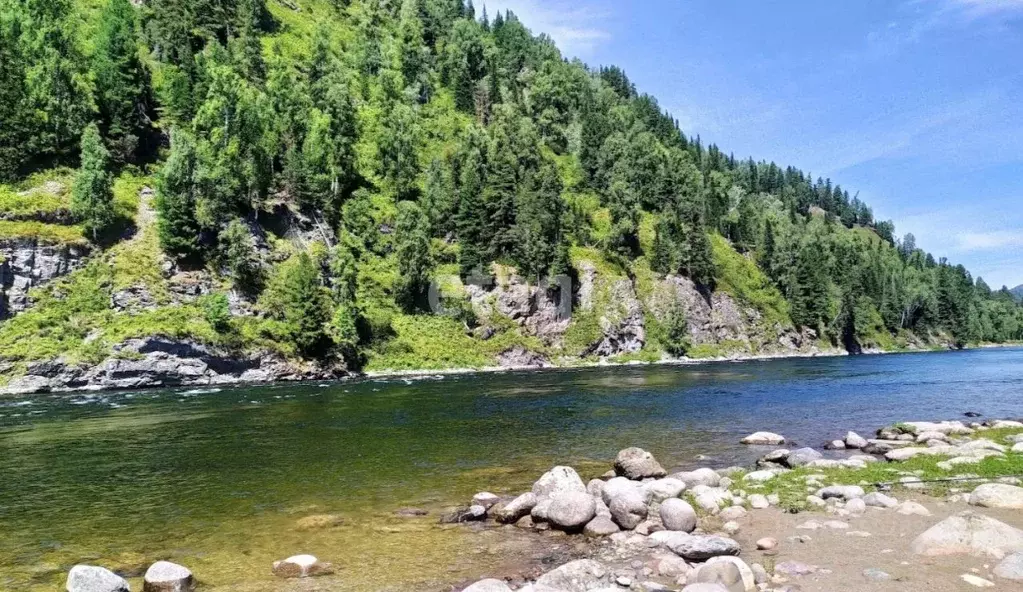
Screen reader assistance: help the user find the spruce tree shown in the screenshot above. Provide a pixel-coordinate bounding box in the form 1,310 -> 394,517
0,14 -> 28,180
94,0 -> 151,163
71,123 -> 115,242
455,143 -> 488,278
155,129 -> 202,260
394,201 -> 433,311
262,251 -> 331,356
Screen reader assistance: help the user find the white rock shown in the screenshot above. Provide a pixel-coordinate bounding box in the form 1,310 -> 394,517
535,559 -> 609,592
463,579 -> 514,592
660,498 -> 698,533
271,554 -> 333,578
472,492 -> 501,509
718,506 -> 747,522
643,478 -> 687,503
143,561 -> 193,592
911,511 -> 1023,559
742,470 -> 777,483
816,485 -> 864,500
533,466 -> 586,500
960,574 -> 995,587
749,494 -> 769,509
846,498 -> 866,515
896,501 -> 931,516
994,551 -> 1023,581
66,565 -> 129,592
845,431 -> 868,448
672,468 -> 721,489
970,483 -> 1023,510
691,556 -> 756,592
740,432 -> 785,445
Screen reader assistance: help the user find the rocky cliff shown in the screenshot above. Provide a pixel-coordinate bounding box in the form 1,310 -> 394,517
0,238 -> 89,319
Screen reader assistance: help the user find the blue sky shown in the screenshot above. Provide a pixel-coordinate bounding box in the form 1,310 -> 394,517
484,0 -> 1023,289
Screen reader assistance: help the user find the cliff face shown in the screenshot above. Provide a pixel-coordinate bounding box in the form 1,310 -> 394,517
0,239 -> 89,319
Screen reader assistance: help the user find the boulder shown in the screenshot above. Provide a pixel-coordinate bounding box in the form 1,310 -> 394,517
756,537 -> 777,551
690,557 -> 755,592
816,485 -> 864,500
494,492 -> 537,523
994,552 -> 1023,581
583,516 -> 621,537
142,561 -> 194,592
534,559 -> 609,592
472,492 -> 501,510
846,498 -> 866,515
532,466 -> 586,500
665,535 -> 741,561
462,579 -> 513,592
602,476 -> 644,506
911,511 -> 1023,559
689,485 -> 730,514
681,585 -> 728,592
742,470 -> 778,483
530,499 -> 551,522
271,555 -> 334,578
656,555 -> 692,578
443,505 -> 487,523
614,447 -> 667,479
845,431 -> 868,449
671,468 -> 721,489
740,432 -> 785,445
749,494 -> 769,509
970,484 -> 1023,510
825,439 -> 846,450
609,488 -> 648,530
660,498 -> 698,532
896,501 -> 931,516
547,491 -> 596,531
643,478 -> 686,502
66,565 -> 129,592
785,447 -> 823,467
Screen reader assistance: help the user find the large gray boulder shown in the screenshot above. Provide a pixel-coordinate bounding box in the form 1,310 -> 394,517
664,535 -> 741,561
681,585 -> 728,592
863,491 -> 898,508
66,565 -> 129,592
601,476 -> 643,506
546,491 -> 596,531
911,511 -> 1023,559
534,559 -> 609,592
785,447 -> 823,467
609,488 -> 648,530
671,468 -> 721,489
614,447 -> 666,479
689,557 -> 756,592
532,466 -> 586,500
643,478 -> 686,502
994,552 -> 1023,581
142,561 -> 194,592
970,484 -> 1023,510
494,492 -> 537,523
583,515 -> 620,537
845,431 -> 868,449
463,579 -> 514,592
660,498 -> 698,532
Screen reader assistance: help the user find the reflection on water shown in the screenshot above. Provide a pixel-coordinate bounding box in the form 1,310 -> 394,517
1,347 -> 1022,590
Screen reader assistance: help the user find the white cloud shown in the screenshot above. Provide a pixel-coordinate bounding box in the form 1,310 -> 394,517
482,0 -> 612,56
938,0 -> 1023,20
957,229 -> 1023,250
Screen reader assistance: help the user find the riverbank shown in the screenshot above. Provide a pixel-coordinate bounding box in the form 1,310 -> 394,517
57,416 -> 1023,591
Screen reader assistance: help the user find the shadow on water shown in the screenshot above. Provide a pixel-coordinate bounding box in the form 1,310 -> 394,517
1,347 -> 1022,590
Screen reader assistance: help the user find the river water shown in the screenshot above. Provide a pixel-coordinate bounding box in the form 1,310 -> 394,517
1,347 -> 1021,590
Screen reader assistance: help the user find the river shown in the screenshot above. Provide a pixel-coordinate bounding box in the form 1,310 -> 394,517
2,347 -> 1021,590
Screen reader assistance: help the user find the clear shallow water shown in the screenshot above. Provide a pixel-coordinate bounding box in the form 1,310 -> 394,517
1,348 -> 1021,590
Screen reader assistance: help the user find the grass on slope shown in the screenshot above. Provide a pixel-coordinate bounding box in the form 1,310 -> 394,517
710,233 -> 791,328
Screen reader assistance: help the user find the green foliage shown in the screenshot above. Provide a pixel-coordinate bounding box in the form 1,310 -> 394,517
710,234 -> 790,327
393,200 -> 432,311
155,129 -> 201,259
260,251 -> 331,356
662,297 -> 690,357
93,0 -> 152,163
200,292 -> 232,331
71,124 -> 115,242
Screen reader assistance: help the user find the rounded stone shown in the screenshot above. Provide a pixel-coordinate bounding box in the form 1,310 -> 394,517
756,537 -> 777,551
143,561 -> 194,592
66,565 -> 130,592
660,498 -> 697,533
609,488 -> 648,530
614,447 -> 667,479
546,490 -> 596,531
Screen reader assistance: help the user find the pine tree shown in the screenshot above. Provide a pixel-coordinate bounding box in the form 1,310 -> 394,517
455,142 -> 488,278
422,158 -> 453,235
261,251 -> 331,356
155,129 -> 202,260
71,123 -> 115,242
398,0 -> 427,89
217,218 -> 261,293
379,104 -> 420,200
0,14 -> 29,180
662,297 -> 691,357
94,0 -> 151,163
515,160 -> 568,280
394,201 -> 433,311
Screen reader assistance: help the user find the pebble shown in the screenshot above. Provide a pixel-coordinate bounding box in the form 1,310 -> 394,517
756,537 -> 777,551
896,501 -> 931,516
862,568 -> 891,581
961,574 -> 995,587
774,561 -> 817,577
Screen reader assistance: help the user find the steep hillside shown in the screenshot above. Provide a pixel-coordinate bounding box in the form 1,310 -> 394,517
0,0 -> 1020,393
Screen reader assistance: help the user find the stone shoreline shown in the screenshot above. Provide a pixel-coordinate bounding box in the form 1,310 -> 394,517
61,416 -> 1023,591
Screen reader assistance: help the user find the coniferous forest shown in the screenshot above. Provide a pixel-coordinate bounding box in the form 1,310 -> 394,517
0,0 -> 1020,379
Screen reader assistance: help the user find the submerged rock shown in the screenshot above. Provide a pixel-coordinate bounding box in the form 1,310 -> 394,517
271,555 -> 334,578
66,565 -> 129,592
142,561 -> 194,592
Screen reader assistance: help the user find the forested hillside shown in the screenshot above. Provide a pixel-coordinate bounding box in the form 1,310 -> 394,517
0,0 -> 1020,388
